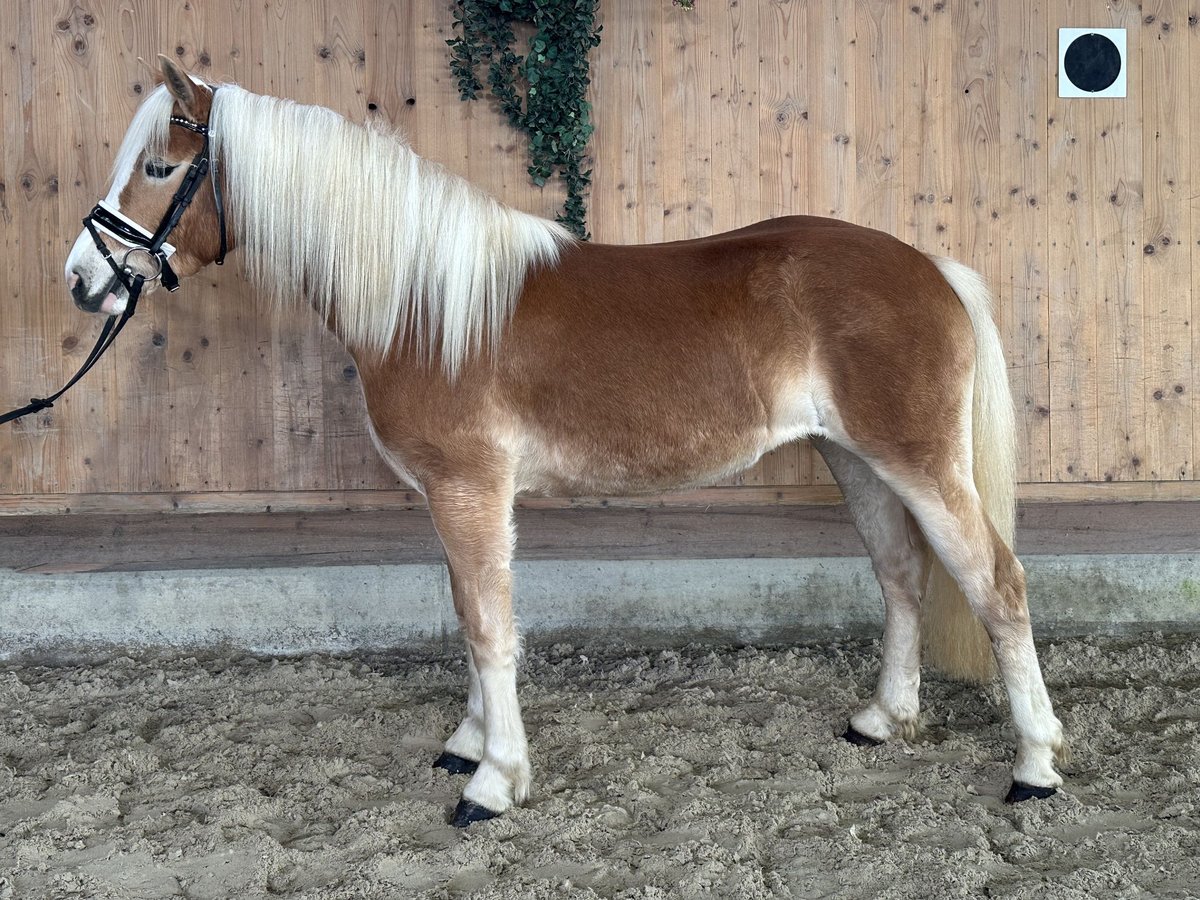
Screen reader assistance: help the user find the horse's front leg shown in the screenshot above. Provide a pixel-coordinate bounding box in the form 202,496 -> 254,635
426,476 -> 528,826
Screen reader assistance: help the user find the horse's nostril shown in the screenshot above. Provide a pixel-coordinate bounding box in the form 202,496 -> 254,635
69,275 -> 86,303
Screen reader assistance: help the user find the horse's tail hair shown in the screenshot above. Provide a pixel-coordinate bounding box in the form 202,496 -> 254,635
921,256 -> 1017,683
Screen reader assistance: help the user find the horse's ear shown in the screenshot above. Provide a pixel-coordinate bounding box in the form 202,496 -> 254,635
157,54 -> 198,117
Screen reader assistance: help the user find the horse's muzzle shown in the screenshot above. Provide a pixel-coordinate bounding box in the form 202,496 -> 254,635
71,272 -> 120,315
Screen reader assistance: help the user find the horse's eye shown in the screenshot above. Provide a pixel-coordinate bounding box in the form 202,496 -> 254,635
144,159 -> 178,179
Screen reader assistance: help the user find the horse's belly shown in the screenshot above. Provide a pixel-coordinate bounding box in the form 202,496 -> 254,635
510,417 -> 816,497
503,363 -> 830,497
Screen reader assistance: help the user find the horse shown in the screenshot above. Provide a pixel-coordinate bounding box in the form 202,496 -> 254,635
63,56 -> 1066,826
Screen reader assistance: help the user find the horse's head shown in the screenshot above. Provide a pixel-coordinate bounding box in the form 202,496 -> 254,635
65,55 -> 228,316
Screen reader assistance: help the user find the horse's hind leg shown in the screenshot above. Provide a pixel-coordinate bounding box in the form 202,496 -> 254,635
426,473 -> 528,826
886,464 -> 1065,799
816,439 -> 929,744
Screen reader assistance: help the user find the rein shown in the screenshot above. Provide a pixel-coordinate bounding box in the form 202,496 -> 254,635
1,93 -> 226,427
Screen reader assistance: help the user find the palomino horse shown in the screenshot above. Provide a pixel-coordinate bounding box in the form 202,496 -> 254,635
64,58 -> 1066,826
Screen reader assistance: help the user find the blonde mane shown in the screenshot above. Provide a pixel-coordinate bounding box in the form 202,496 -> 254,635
123,84 -> 572,374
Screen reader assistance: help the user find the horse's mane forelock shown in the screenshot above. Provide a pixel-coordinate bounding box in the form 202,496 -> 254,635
110,87 -> 176,197
200,85 -> 571,372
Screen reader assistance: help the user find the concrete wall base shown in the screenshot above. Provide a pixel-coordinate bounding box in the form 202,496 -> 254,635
3,555 -> 1199,661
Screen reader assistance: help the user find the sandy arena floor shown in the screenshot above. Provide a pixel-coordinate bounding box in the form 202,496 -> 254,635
1,634 -> 1198,899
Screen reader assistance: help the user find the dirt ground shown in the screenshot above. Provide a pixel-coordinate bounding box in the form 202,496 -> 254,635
1,634 -> 1198,899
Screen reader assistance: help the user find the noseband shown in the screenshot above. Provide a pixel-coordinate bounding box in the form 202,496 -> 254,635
1,90 -> 226,426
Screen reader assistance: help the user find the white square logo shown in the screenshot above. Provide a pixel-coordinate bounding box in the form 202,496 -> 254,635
1058,28 -> 1127,98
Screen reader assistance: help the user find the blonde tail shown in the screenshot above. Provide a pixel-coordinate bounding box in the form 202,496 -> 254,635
922,256 -> 1018,682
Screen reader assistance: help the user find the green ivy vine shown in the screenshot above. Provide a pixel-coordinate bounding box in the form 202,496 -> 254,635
447,0 -> 602,239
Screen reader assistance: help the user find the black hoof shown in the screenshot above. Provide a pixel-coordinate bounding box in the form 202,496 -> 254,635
433,752 -> 479,776
843,726 -> 882,747
1005,781 -> 1058,803
450,799 -> 501,828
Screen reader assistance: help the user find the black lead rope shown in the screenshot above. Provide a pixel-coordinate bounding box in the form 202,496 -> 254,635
0,275 -> 145,426
2,91 -> 225,427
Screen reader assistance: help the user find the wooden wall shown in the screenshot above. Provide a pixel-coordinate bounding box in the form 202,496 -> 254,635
1,0 -> 1196,509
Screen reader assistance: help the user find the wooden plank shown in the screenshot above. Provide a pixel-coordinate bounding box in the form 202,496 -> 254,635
853,0 -> 904,235
1091,1 -> 1147,483
2,1 -> 47,495
1141,1 -> 1191,480
3,0 -> 110,496
1046,0 -> 1099,482
310,2 -> 380,492
901,2 -> 953,255
710,0 -> 760,261
659,1 -> 713,242
210,9 -> 276,492
255,2 -> 334,492
0,506 -> 861,573
996,1 -> 1051,482
589,3 -> 664,245
8,479 -> 1200,517
950,0 -> 1001,296
1193,7 -> 1200,487
52,2 -> 129,495
0,485 -> 843,516
163,3 -> 235,494
3,500 -> 1197,575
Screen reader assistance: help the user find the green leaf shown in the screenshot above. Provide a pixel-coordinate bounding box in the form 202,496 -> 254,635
448,0 -> 600,238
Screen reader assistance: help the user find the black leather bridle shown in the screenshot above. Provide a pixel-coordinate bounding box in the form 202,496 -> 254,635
1,91 -> 227,426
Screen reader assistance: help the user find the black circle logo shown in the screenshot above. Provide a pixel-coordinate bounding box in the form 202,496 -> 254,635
1063,33 -> 1122,93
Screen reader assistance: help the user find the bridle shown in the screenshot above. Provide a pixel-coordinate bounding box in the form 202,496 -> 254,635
83,102 -> 228,295
1,89 -> 226,426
